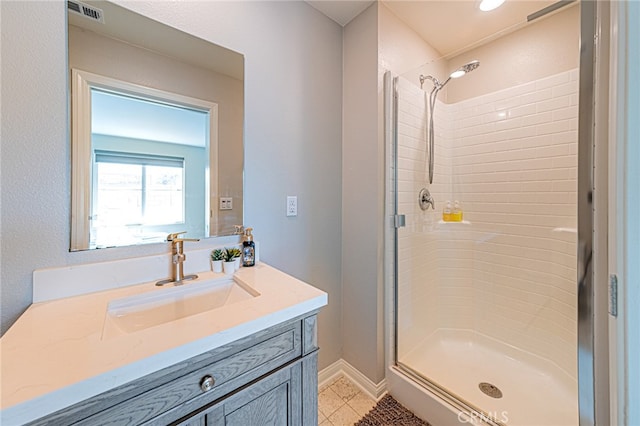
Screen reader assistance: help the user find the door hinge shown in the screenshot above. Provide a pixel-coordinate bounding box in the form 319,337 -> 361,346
394,214 -> 406,228
609,274 -> 618,317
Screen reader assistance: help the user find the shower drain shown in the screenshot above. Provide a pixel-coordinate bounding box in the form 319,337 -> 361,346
479,382 -> 503,399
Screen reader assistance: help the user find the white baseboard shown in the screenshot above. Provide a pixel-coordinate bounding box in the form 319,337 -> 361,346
318,359 -> 388,401
318,359 -> 344,387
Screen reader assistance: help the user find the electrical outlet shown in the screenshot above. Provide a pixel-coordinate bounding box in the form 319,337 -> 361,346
219,197 -> 233,210
287,196 -> 297,217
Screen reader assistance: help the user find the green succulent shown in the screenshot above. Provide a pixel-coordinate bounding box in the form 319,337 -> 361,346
211,249 -> 225,261
223,248 -> 235,262
223,248 -> 240,261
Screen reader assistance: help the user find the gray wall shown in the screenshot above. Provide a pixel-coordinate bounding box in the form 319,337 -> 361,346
0,1 -> 343,371
342,4 -> 386,383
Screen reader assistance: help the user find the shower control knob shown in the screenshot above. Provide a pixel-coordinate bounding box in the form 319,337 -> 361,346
419,188 -> 435,211
200,375 -> 215,392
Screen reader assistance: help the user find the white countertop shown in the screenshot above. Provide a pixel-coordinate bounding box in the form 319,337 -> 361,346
0,263 -> 327,425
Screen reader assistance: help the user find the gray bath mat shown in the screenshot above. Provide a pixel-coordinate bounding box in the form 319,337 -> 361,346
355,394 -> 431,426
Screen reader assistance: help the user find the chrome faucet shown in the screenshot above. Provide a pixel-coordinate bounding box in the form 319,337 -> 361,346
156,232 -> 200,286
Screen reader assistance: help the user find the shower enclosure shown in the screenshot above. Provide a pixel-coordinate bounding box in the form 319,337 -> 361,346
384,1 -> 594,425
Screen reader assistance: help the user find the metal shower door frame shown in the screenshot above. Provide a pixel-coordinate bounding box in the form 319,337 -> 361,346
578,0 -> 610,425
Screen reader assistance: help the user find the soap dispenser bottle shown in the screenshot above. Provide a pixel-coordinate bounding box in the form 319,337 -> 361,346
442,201 -> 452,222
242,228 -> 256,267
452,200 -> 463,222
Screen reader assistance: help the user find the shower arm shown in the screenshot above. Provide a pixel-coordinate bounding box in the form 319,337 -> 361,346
420,74 -> 451,91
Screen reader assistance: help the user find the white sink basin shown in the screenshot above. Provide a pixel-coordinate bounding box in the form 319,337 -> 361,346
102,277 -> 259,338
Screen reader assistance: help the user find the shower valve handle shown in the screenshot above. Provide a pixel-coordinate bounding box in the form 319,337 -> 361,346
419,188 -> 435,211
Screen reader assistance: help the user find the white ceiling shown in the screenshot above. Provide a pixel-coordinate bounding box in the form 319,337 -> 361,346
306,0 -> 574,58
69,0 -> 244,80
305,1 -> 375,26
92,90 -> 207,147
383,0 -> 562,57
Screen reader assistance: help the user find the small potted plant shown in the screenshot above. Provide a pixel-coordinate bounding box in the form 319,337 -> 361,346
229,247 -> 242,269
210,249 -> 225,273
222,248 -> 236,274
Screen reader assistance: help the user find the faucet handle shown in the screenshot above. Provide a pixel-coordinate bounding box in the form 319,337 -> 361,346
167,231 -> 187,241
418,188 -> 435,211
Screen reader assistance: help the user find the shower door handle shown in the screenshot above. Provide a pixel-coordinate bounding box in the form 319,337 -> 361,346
577,241 -> 592,290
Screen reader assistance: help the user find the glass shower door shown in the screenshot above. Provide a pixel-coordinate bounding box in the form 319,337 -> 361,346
392,66 -> 579,425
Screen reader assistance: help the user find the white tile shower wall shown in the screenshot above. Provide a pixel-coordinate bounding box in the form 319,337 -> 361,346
433,102 -> 477,332
450,69 -> 578,379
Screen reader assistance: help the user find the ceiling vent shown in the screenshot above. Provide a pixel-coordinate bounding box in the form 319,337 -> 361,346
67,0 -> 104,24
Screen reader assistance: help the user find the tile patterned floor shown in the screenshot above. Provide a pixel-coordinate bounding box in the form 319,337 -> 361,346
318,375 -> 378,426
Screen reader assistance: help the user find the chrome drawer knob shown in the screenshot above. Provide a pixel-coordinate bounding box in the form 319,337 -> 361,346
200,375 -> 215,392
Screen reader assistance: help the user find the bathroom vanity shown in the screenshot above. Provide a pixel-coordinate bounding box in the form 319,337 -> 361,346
0,257 -> 327,426
30,314 -> 318,425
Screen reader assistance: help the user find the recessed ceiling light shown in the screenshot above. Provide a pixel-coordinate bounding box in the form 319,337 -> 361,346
479,0 -> 505,12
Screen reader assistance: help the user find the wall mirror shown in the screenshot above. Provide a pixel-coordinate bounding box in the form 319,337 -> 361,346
68,0 -> 244,251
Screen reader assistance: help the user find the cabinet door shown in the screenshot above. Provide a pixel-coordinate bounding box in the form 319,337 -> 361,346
176,415 -> 206,426
224,381 -> 290,425
204,362 -> 303,426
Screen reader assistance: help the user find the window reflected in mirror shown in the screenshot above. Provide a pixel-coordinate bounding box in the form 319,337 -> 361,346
93,152 -> 185,247
70,70 -> 217,250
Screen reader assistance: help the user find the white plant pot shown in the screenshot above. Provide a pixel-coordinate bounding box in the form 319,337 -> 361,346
211,259 -> 223,273
223,261 -> 235,275
234,257 -> 241,269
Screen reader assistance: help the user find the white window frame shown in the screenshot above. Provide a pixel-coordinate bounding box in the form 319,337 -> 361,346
92,150 -> 186,227
70,69 -> 218,250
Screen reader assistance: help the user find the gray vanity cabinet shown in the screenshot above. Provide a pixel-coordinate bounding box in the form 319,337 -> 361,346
27,314 -> 319,426
178,359 -> 304,426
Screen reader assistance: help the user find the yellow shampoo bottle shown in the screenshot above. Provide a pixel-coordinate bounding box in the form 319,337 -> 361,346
452,200 -> 463,222
442,201 -> 452,222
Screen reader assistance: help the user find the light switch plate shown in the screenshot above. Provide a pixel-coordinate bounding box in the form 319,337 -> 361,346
287,196 -> 297,217
220,197 -> 233,210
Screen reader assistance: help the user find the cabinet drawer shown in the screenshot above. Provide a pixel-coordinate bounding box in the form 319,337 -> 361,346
75,323 -> 302,426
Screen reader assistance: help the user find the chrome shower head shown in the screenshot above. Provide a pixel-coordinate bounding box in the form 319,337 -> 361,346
419,60 -> 480,90
449,60 -> 480,79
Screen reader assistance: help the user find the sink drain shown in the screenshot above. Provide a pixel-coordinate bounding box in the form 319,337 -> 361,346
479,382 -> 503,398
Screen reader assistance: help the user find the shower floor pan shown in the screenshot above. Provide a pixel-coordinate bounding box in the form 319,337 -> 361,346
399,329 -> 578,426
